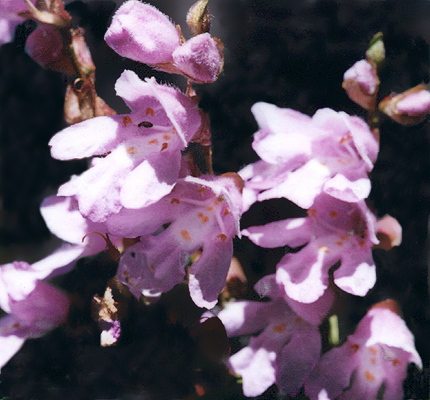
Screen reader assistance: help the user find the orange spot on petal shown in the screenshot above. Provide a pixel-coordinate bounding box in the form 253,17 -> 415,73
198,212 -> 209,223
198,187 -> 206,194
392,359 -> 401,366
336,241 -> 343,246
369,347 -> 377,355
206,206 -> 214,211
272,323 -> 287,333
126,146 -> 137,155
163,134 -> 171,140
350,343 -> 360,353
146,107 -> 154,117
160,142 -> 168,151
224,208 -> 230,216
122,116 -> 133,126
294,317 -> 302,324
149,139 -> 158,145
217,234 -> 227,242
329,210 -> 338,218
307,209 -> 317,217
181,230 -> 191,241
365,370 -> 375,382
170,198 -> 180,204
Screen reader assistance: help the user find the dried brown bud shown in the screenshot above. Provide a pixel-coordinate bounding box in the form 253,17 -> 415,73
186,0 -> 211,36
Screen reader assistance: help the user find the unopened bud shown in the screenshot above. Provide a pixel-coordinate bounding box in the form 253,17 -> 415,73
366,32 -> 385,66
186,0 -> 211,36
342,59 -> 379,110
379,84 -> 430,125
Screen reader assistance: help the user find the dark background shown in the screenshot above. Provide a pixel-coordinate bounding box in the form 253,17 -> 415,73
1,0 -> 430,398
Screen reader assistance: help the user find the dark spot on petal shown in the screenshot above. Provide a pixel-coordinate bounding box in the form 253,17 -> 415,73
138,121 -> 153,128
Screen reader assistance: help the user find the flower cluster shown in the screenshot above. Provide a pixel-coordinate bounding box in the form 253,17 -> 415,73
0,2 -> 426,399
105,0 -> 224,83
240,103 -> 379,308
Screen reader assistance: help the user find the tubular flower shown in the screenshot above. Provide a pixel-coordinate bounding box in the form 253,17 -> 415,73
108,174 -> 243,309
105,0 -> 224,83
49,69 -> 202,222
0,261 -> 70,371
243,192 -> 378,304
305,300 -> 422,400
217,275 -> 329,397
239,103 -> 378,211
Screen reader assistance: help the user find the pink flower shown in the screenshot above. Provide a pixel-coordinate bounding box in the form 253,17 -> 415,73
49,70 -> 203,222
305,300 -> 422,400
217,275 -> 329,397
243,193 -> 378,303
0,261 -> 70,371
240,103 -> 378,211
342,59 -> 379,110
105,0 -> 223,83
109,174 -> 243,309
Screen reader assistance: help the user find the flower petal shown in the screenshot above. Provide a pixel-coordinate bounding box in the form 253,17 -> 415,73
189,237 -> 233,309
49,115 -> 124,160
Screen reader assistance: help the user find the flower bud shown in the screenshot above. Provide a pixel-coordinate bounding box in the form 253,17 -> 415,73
365,31 -> 385,66
342,59 -> 379,110
379,84 -> 430,125
186,0 -> 211,36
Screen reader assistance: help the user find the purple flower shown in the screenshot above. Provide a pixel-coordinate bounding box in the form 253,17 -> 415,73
108,174 -> 243,309
49,70 -> 203,222
305,300 -> 422,400
243,193 -> 378,303
217,275 -> 328,397
240,103 -> 378,211
343,59 -> 379,110
0,261 -> 70,371
105,0 -> 224,83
